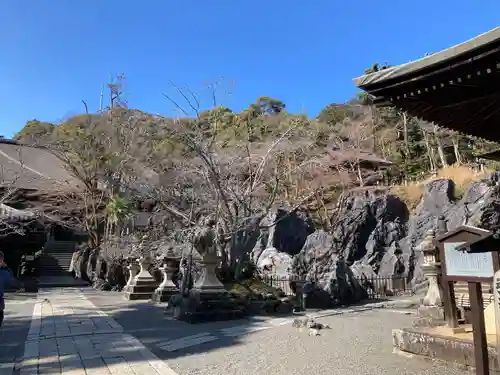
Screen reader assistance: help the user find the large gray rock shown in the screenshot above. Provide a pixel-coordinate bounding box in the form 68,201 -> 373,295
291,231 -> 368,306
290,191 -> 408,304
401,173 -> 500,285
256,247 -> 293,277
330,193 -> 408,264
251,209 -> 315,269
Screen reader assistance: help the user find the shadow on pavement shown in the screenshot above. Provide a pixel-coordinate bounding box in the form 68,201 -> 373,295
0,287 -> 420,373
1,288 -> 303,372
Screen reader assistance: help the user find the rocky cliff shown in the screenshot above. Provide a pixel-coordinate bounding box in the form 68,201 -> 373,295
252,173 -> 500,302
73,172 -> 500,305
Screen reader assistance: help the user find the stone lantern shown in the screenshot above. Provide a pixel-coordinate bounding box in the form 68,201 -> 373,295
152,249 -> 181,303
173,217 -> 245,323
420,229 -> 443,306
191,252 -> 226,296
123,255 -> 159,300
419,229 -> 443,307
124,257 -> 140,288
414,229 -> 445,327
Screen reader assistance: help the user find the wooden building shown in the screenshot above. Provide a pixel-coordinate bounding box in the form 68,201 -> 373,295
354,26 -> 500,311
354,27 -> 500,142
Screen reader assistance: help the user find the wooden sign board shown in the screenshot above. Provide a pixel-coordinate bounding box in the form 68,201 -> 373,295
435,225 -> 500,375
444,242 -> 494,279
435,225 -> 500,283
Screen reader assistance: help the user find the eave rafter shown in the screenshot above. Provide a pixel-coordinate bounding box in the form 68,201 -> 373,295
354,27 -> 500,143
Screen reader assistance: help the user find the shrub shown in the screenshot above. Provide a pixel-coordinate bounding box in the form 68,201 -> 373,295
430,165 -> 487,199
391,183 -> 424,210
391,164 -> 488,208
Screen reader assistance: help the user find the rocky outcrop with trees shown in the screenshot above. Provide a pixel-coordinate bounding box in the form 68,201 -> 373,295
10,75 -> 500,305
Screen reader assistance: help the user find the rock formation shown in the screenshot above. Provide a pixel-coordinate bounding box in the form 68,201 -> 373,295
69,172 -> 500,307
288,172 -> 500,305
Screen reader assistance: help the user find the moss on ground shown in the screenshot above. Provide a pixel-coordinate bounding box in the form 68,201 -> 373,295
224,278 -> 284,298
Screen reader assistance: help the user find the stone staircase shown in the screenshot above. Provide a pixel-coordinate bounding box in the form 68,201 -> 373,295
39,241 -> 76,276
453,281 -> 494,309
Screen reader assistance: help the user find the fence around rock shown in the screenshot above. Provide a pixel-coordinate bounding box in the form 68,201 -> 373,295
260,274 -> 411,300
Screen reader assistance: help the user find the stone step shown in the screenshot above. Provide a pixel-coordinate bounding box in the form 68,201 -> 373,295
45,245 -> 74,251
453,282 -> 493,308
40,259 -> 73,269
44,248 -> 75,254
37,275 -> 89,288
40,252 -> 73,275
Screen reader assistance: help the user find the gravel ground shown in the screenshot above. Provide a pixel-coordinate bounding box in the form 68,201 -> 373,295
165,309 -> 468,375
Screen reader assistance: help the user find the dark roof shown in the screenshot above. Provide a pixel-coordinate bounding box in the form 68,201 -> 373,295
0,141 -> 80,192
477,149 -> 500,161
455,231 -> 500,254
353,27 -> 500,142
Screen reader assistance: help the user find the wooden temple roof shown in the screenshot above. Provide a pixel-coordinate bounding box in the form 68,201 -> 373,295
353,27 -> 500,142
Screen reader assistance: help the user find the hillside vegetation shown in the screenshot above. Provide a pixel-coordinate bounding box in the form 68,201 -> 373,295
12,76 -> 500,254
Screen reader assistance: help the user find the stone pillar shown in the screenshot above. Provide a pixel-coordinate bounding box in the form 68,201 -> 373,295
414,229 -> 445,327
152,252 -> 181,303
293,280 -> 306,312
420,229 -> 443,307
136,256 -> 155,282
190,253 -> 226,296
125,260 -> 140,288
124,256 -> 159,300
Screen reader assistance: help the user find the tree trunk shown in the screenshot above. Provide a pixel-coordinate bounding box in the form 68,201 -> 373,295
422,128 -> 436,172
356,163 -> 364,187
452,135 -> 462,164
434,126 -> 448,168
401,112 -> 410,157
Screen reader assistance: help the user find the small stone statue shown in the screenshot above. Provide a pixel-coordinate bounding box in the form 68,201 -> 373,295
193,217 -> 217,257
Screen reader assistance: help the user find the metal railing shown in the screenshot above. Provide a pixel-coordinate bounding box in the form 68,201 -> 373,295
260,274 -> 411,300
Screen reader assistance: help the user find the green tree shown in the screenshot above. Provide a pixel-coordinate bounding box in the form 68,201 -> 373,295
14,119 -> 56,144
317,104 -> 351,125
250,96 -> 286,116
104,195 -> 132,240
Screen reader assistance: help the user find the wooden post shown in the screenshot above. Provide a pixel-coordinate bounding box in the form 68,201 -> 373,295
468,281 -> 489,375
442,280 -> 459,328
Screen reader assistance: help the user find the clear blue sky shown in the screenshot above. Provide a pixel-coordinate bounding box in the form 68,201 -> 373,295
0,1 -> 499,138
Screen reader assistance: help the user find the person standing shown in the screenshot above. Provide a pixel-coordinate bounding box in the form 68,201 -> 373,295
0,251 -> 19,327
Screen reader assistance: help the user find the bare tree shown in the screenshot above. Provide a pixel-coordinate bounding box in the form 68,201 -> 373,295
48,77 -> 140,248
140,81 -> 330,271
333,120 -> 375,187
433,125 -> 448,168
420,126 -> 437,172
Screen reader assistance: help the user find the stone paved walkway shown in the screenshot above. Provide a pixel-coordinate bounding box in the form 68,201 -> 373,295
1,288 -> 461,375
16,288 -> 178,375
0,293 -> 36,375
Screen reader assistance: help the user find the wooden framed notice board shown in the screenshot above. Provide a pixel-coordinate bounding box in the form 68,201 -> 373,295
435,225 -> 500,375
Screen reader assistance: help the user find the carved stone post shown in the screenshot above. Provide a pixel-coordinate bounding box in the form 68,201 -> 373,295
420,229 -> 443,307
124,255 -> 159,300
414,229 -> 445,327
174,217 -> 245,323
190,252 -> 226,296
153,250 -> 181,302
136,255 -> 155,282
125,259 -> 140,288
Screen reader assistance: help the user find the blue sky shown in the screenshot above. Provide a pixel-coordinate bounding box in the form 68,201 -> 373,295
0,1 -> 499,138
